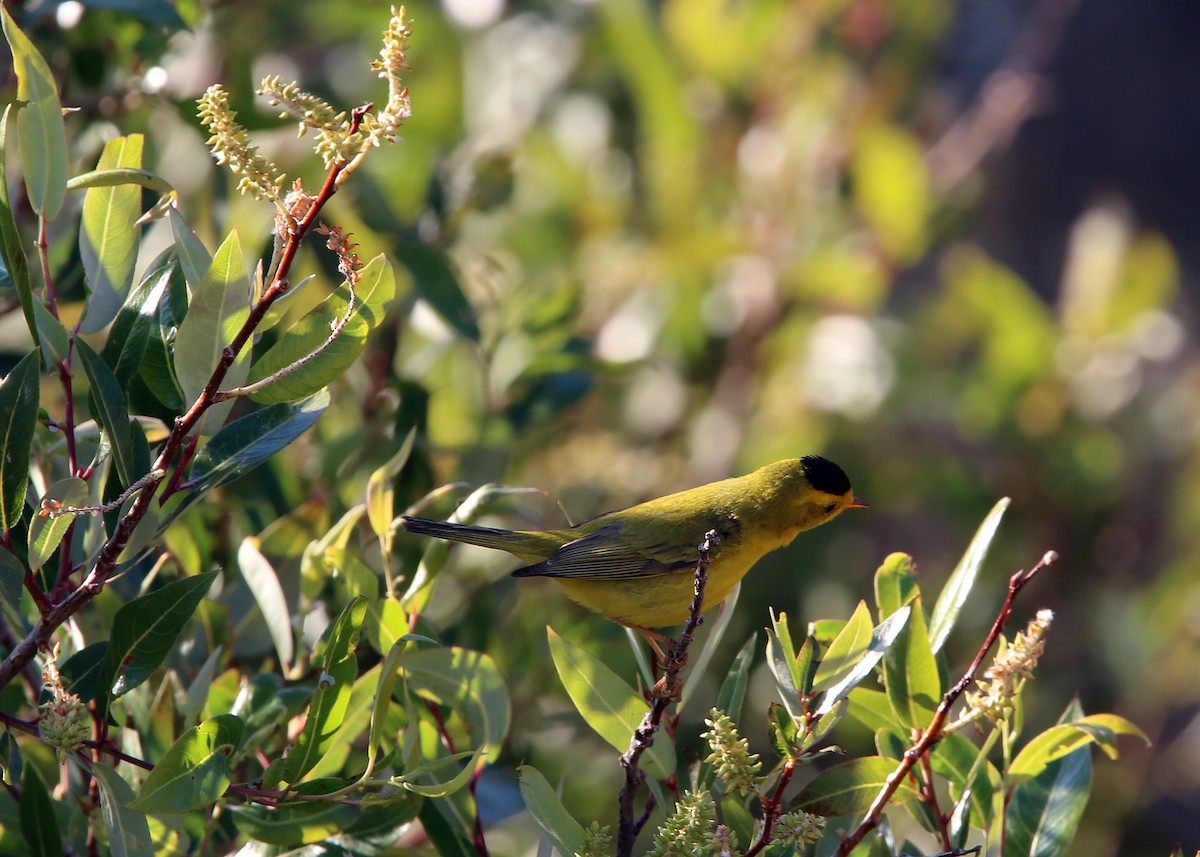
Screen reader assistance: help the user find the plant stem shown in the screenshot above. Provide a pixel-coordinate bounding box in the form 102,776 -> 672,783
614,530 -> 717,857
834,551 -> 1057,856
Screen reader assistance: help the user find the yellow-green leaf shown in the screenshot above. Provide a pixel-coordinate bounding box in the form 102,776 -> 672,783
80,135 -> 144,333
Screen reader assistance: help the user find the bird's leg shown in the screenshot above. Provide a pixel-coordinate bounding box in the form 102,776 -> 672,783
634,626 -> 687,700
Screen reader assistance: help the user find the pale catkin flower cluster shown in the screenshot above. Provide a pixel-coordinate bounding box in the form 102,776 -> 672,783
573,821 -> 612,857
702,709 -> 762,797
647,790 -> 716,857
38,659 -> 89,762
369,4 -> 413,145
965,609 -> 1055,723
773,811 -> 826,847
197,85 -> 286,202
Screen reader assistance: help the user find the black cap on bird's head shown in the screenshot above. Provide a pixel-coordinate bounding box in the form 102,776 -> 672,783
800,455 -> 852,496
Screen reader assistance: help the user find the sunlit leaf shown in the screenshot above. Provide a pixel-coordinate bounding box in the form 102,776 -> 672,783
932,732 -> 999,830
517,764 -> 589,857
853,124 -> 928,263
816,606 -> 911,717
0,105 -> 36,347
0,351 -> 40,532
130,714 -> 244,813
27,476 -> 87,572
367,427 -> 416,543
812,601 -> 874,692
929,498 -> 1010,653
1004,744 -> 1091,857
406,645 -> 510,759
394,747 -> 484,796
100,572 -> 218,706
547,627 -> 674,779
172,229 -> 250,432
2,9 -> 68,220
247,255 -> 396,403
793,756 -> 919,816
93,763 -> 154,857
883,599 -> 941,729
875,552 -> 918,619
31,301 -> 69,367
80,134 -> 144,333
167,207 -> 211,295
237,536 -> 294,673
1008,715 -> 1149,782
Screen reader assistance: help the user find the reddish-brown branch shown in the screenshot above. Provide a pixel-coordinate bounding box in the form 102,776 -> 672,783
834,551 -> 1058,856
744,758 -> 797,857
615,530 -> 718,857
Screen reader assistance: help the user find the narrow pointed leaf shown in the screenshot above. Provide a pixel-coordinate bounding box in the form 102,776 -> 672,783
793,756 -> 919,816
1008,715 -> 1149,782
3,9 -> 68,220
366,426 -> 415,541
130,714 -> 244,813
714,631 -> 757,721
929,498 -> 1010,652
189,390 -> 329,495
27,476 -> 88,571
247,254 -> 395,404
100,572 -> 218,705
0,351 -> 40,532
932,732 -> 999,830
93,762 -> 154,857
406,646 -> 510,759
77,338 -> 138,486
816,606 -> 911,716
547,627 -> 674,779
0,548 -> 23,610
67,166 -> 172,193
231,801 -> 360,846
1004,744 -> 1091,857
172,229 -> 250,431
884,599 -> 941,729
237,536 -> 293,672
0,105 -> 37,347
168,207 -> 211,294
80,134 -> 144,333
517,764 -> 589,857
102,250 -> 181,385
395,747 -> 485,796
399,242 -> 479,340
812,600 -> 875,691
31,300 -> 69,366
678,580 -> 740,714
875,552 -> 918,619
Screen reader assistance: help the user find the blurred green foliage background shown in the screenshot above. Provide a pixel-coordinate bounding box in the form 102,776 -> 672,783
2,0 -> 1196,853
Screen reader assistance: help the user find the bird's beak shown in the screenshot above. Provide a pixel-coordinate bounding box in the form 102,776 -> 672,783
848,496 -> 869,509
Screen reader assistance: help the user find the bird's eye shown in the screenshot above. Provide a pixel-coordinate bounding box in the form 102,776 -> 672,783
823,503 -> 836,514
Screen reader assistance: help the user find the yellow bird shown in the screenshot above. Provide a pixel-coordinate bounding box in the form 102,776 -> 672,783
401,456 -> 865,630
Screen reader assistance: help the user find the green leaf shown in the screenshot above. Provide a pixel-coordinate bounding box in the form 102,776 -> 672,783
0,351 -> 40,532
678,580 -> 740,715
883,599 -> 941,729
875,552 -> 918,619
27,476 -> 88,572
80,134 -> 144,333
767,701 -> 802,760
1004,743 -> 1091,857
714,632 -> 757,721
58,641 -> 108,704
231,801 -> 360,846
394,747 -> 484,796
183,645 -> 222,726
237,536 -> 293,673
167,207 -> 211,294
932,732 -> 999,831
93,762 -> 154,857
406,646 -> 510,759
281,598 -> 366,783
793,756 -> 919,816
31,300 -> 69,367
188,391 -> 329,495
1008,714 -> 1149,782
76,0 -> 187,28
0,105 -> 37,348
77,338 -> 138,487
172,229 -> 250,432
546,627 -> 674,779
2,9 -> 68,220
366,427 -> 416,543
853,124 -> 928,263
813,600 -> 874,691
100,572 -> 218,705
929,498 -> 1010,653
247,254 -> 396,404
418,799 -> 477,857
399,243 -> 479,340
67,166 -> 172,193
19,764 -> 61,857
517,764 -> 589,857
102,250 -> 181,385
130,714 -> 244,813
366,638 -> 411,771
0,548 -> 23,611
815,605 -> 911,717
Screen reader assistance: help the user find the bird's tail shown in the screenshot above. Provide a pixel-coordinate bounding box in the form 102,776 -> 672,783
400,516 -> 561,561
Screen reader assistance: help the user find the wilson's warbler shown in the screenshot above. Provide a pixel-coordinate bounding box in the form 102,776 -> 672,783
401,456 -> 864,629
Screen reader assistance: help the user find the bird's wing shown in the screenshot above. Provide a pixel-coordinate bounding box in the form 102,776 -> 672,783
511,520 -> 727,580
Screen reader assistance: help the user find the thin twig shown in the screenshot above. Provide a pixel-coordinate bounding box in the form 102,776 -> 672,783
834,551 -> 1058,856
743,758 -> 797,857
615,530 -> 718,857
